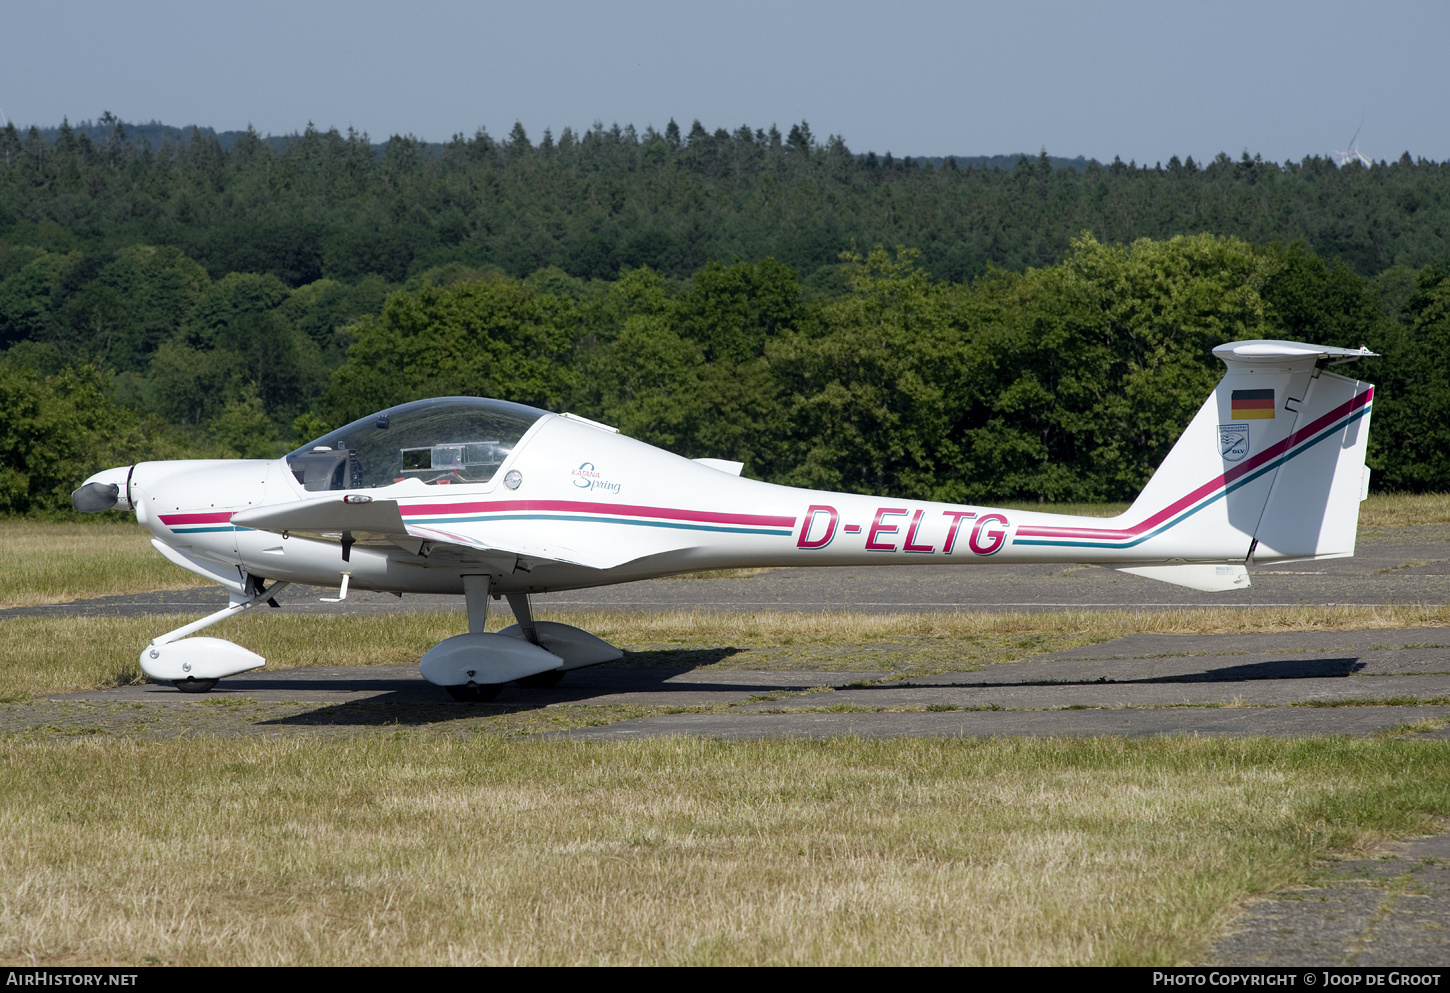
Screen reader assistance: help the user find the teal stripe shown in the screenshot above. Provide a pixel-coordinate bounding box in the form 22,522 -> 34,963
168,526 -> 254,534
411,512 -> 792,537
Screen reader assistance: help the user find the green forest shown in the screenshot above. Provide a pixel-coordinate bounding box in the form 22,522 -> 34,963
1,116 -> 1448,515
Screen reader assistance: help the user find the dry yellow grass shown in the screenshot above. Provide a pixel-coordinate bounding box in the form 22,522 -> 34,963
0,734 -> 1444,966
0,520 -> 208,608
570,603 -> 1450,644
4,501 -> 1448,967
1357,492 -> 1450,526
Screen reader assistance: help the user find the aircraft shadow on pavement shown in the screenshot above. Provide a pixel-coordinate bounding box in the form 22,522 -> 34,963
256,698 -> 538,728
889,656 -> 1368,690
255,647 -> 748,728
608,647 -> 749,670
1137,656 -> 1366,682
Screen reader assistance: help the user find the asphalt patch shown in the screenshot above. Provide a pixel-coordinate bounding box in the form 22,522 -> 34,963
1207,829 -> 1450,966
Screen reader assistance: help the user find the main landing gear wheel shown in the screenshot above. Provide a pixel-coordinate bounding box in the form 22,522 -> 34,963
517,670 -> 565,688
173,678 -> 219,694
447,683 -> 503,702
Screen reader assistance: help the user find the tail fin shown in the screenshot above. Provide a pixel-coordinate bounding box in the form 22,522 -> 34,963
1118,340 -> 1375,572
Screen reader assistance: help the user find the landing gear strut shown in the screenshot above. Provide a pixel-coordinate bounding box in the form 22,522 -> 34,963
140,580 -> 290,692
421,576 -> 562,701
446,683 -> 502,702
505,592 -> 565,687
418,575 -> 622,700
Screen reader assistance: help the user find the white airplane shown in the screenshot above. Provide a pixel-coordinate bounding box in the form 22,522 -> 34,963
72,339 -> 1376,699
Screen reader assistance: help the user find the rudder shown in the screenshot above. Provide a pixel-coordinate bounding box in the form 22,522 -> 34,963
1121,340 -> 1374,565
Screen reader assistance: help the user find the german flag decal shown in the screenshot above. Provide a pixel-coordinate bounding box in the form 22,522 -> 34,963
1231,388 -> 1275,420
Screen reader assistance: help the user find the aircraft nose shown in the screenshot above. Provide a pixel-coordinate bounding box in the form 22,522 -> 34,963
72,466 -> 133,513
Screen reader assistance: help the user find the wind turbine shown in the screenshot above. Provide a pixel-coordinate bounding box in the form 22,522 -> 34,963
1334,122 -> 1372,167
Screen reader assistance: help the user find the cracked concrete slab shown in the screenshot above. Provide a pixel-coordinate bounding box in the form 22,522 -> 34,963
1208,829 -> 1450,967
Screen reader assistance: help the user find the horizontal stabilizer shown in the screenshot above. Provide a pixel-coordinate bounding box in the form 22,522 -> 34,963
1211,340 -> 1376,364
1116,564 -> 1250,592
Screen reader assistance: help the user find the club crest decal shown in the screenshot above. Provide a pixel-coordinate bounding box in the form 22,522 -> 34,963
1218,423 -> 1250,463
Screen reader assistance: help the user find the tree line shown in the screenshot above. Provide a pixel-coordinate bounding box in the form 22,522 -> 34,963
3,229 -> 1447,516
1,116 -> 1447,288
2,116 -> 1446,514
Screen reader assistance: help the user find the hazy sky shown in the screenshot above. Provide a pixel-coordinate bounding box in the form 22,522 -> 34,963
5,1 -> 1445,164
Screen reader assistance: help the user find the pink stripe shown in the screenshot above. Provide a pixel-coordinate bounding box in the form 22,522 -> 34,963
400,499 -> 796,528
159,512 -> 234,525
1016,388 -> 1372,542
409,525 -> 474,545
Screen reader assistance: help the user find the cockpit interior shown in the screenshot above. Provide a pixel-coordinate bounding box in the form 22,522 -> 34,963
286,397 -> 547,491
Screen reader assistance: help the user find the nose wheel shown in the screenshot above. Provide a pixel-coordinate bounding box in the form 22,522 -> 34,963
173,678 -> 219,693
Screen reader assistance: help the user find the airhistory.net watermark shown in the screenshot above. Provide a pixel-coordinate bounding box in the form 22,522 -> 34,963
6,974 -> 138,987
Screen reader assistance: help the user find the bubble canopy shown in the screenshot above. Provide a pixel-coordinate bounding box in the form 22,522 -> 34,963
286,397 -> 548,491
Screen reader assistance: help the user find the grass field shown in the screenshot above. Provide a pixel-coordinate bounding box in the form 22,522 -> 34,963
0,519 -> 208,608
1,734 -> 1445,966
1357,491 -> 1450,526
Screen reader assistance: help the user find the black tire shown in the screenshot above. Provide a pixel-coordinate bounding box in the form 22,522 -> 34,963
174,678 -> 218,694
517,670 -> 566,688
446,683 -> 502,702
